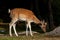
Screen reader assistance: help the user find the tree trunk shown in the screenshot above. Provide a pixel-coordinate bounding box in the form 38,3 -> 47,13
30,0 -> 41,19
35,0 -> 40,14
30,0 -> 34,10
48,0 -> 54,30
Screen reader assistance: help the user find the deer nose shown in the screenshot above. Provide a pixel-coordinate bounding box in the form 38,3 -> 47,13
41,26 -> 46,32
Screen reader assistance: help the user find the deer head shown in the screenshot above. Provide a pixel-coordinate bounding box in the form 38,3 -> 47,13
39,20 -> 47,32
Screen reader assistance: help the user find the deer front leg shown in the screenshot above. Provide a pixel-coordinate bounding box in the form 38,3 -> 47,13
26,23 -> 29,36
28,22 -> 33,36
13,24 -> 18,37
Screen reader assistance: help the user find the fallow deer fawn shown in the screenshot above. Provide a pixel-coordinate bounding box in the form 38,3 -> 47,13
8,8 -> 47,36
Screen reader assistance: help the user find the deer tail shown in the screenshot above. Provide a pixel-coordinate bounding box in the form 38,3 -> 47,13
8,9 -> 10,13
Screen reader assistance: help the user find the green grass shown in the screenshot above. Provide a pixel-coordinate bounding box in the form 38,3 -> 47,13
0,34 -> 60,40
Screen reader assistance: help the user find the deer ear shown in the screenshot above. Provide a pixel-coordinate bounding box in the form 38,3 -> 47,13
45,22 -> 47,25
42,20 -> 45,23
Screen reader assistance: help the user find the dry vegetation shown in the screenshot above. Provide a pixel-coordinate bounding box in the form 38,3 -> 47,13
0,33 -> 60,40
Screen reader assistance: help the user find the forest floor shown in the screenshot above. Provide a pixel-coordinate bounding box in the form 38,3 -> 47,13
0,33 -> 60,40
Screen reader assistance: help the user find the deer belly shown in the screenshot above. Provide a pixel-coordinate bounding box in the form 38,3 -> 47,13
19,17 -> 27,21
19,14 -> 27,21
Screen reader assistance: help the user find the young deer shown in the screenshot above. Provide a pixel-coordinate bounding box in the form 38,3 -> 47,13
8,8 -> 47,36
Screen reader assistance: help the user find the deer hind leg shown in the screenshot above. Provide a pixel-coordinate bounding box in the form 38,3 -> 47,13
9,19 -> 18,36
28,21 -> 33,36
13,24 -> 18,36
9,23 -> 13,36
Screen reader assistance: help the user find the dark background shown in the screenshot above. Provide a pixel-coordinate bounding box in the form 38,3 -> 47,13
0,0 -> 60,27
0,0 -> 48,22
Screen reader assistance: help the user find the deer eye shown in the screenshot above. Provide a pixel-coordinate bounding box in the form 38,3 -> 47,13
43,23 -> 45,25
